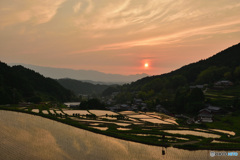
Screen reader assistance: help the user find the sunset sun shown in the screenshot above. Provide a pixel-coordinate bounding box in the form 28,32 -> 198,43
144,63 -> 149,68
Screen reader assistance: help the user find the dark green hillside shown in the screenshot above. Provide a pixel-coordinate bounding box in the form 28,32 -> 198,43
128,43 -> 240,91
103,43 -> 240,113
0,62 -> 74,104
57,78 -> 111,95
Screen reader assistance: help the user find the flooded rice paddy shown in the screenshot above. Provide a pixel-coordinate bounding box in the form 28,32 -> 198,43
128,114 -> 152,119
91,127 -> 108,131
141,118 -> 172,124
121,111 -> 178,125
210,129 -> 235,136
63,110 -> 89,115
163,130 -> 221,138
0,110 -> 239,160
89,110 -> 119,116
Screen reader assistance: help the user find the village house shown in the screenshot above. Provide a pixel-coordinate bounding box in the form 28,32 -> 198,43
206,105 -> 223,114
197,108 -> 213,123
190,85 -> 204,89
134,98 -> 143,104
64,102 -> 81,108
214,80 -> 233,88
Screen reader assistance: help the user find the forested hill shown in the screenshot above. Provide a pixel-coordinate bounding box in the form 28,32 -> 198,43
57,78 -> 111,95
0,62 -> 74,104
127,42 -> 240,91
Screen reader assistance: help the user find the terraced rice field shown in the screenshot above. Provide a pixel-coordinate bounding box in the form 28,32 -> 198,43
55,110 -> 63,114
132,134 -> 163,137
42,110 -> 49,114
1,110 -> 237,160
163,130 -> 221,138
101,117 -> 117,120
118,111 -> 138,115
164,119 -> 178,125
211,140 -> 230,143
48,110 -> 56,114
89,123 -> 101,126
145,113 -> 178,125
166,136 -> 189,141
210,129 -> 235,136
71,118 -> 131,127
117,128 -> 131,131
123,112 -> 178,126
91,127 -> 108,131
31,109 -> 39,113
89,110 -> 119,116
140,119 -> 172,124
63,110 -> 89,115
194,128 -> 210,132
128,114 -> 152,119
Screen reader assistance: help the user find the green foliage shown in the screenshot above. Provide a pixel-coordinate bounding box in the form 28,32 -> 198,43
196,66 -> 229,84
58,78 -> 111,95
79,98 -> 105,109
115,92 -> 133,103
174,89 -> 187,113
224,71 -> 232,80
102,86 -> 120,96
234,66 -> 240,80
174,88 -> 204,114
0,61 -> 74,104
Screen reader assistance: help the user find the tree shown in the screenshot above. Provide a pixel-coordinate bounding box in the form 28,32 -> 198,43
174,90 -> 186,113
185,88 -> 205,114
234,66 -> 240,80
79,98 -> 105,109
224,72 -> 232,80
196,66 -> 229,84
169,75 -> 187,89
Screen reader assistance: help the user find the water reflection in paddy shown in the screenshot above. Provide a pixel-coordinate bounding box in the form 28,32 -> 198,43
210,129 -> 235,136
163,130 -> 221,138
0,110 -> 237,160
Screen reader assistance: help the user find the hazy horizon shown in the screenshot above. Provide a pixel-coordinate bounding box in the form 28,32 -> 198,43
1,0 -> 240,75
9,62 -> 148,76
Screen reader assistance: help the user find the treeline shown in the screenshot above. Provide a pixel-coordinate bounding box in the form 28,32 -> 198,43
0,61 -> 74,104
57,78 -> 111,95
79,98 -> 106,110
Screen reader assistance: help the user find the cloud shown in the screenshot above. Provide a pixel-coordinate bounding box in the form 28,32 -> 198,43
0,0 -> 66,28
69,18 -> 240,55
73,0 -> 175,30
73,2 -> 82,13
1,0 -> 240,75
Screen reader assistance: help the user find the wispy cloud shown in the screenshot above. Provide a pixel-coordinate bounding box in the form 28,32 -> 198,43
73,2 -> 82,13
70,19 -> 240,54
1,0 -> 240,75
0,0 -> 66,28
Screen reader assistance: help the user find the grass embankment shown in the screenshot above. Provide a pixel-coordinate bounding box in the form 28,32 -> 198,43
205,85 -> 240,107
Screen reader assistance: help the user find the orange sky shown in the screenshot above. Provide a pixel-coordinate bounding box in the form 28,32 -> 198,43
1,0 -> 240,75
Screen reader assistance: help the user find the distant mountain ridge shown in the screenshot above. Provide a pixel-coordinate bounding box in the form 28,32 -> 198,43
9,63 -> 148,84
